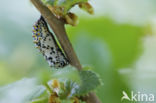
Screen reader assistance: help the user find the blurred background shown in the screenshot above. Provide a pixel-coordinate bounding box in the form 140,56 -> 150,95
0,0 -> 156,103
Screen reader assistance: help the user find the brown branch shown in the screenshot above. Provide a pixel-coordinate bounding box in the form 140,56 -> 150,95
30,0 -> 101,103
31,0 -> 81,70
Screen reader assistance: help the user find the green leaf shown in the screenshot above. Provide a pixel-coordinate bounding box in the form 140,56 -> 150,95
0,78 -> 49,103
0,78 -> 40,103
58,80 -> 78,98
56,0 -> 88,12
41,0 -> 55,5
31,97 -> 48,103
51,65 -> 81,84
51,66 -> 101,97
27,86 -> 46,101
74,70 -> 101,96
42,0 -> 88,14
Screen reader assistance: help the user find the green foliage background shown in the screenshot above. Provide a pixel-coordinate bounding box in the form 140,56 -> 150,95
0,0 -> 156,103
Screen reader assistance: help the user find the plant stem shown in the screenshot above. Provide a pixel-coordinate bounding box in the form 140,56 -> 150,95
30,0 -> 101,103
31,0 -> 82,70
44,83 -> 53,94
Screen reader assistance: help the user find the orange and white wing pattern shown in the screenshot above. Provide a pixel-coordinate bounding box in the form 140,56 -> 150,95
32,16 -> 69,68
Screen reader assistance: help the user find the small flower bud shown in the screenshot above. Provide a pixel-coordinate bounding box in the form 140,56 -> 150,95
65,12 -> 78,26
79,2 -> 94,14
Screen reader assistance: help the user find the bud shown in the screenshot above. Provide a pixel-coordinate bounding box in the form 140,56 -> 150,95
79,2 -> 94,14
52,79 -> 60,88
65,12 -> 78,26
49,92 -> 60,103
48,5 -> 64,18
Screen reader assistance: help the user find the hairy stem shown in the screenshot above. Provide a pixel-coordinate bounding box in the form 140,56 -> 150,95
30,0 -> 101,103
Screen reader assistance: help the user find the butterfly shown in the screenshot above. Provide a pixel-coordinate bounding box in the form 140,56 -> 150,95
32,16 -> 69,68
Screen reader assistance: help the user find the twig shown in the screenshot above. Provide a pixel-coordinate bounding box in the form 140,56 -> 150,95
30,0 -> 101,103
31,0 -> 82,70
